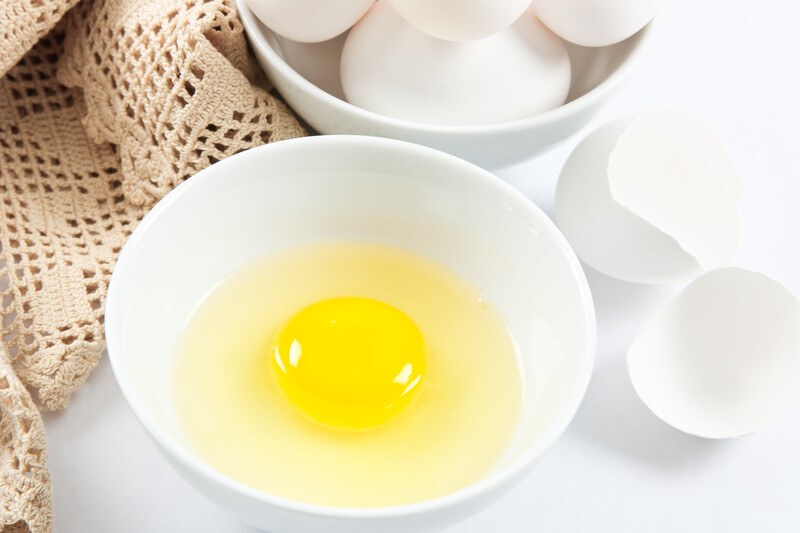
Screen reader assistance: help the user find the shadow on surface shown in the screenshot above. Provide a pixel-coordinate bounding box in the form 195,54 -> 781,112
571,267 -> 728,470
571,356 -> 724,471
583,265 -> 679,328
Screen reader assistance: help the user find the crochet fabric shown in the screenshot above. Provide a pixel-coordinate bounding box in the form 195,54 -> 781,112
0,1 -> 306,531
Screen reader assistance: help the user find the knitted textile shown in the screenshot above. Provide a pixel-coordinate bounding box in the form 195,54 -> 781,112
0,1 -> 306,531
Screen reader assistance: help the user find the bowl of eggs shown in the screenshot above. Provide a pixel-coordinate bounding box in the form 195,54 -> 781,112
105,135 -> 596,532
236,0 -> 658,168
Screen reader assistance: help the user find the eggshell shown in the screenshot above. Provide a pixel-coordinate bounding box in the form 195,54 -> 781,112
608,109 -> 744,272
341,0 -> 570,126
388,0 -> 533,41
554,115 -> 703,284
555,109 -> 743,284
530,0 -> 659,47
628,268 -> 800,439
244,0 -> 375,43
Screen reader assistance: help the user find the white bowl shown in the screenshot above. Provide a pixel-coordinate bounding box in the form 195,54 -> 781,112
106,136 -> 596,533
237,0 -> 656,169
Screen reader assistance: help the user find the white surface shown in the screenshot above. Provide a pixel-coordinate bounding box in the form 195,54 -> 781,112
103,136 -> 594,533
43,0 -> 800,531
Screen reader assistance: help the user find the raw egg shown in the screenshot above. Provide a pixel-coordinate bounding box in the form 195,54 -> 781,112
270,297 -> 427,431
173,242 -> 522,507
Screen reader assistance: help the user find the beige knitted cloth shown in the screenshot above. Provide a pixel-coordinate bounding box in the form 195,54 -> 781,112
0,1 -> 306,531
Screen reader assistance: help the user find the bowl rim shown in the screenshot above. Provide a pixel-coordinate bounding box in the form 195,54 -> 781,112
106,135 -> 597,520
236,0 -> 658,135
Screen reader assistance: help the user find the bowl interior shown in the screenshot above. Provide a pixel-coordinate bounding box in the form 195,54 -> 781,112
107,136 -> 594,506
258,18 -> 646,116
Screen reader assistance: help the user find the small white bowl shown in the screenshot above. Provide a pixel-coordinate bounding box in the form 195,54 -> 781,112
236,0 -> 656,169
106,136 -> 595,533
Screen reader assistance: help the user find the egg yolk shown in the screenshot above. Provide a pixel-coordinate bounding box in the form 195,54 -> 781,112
269,297 -> 427,431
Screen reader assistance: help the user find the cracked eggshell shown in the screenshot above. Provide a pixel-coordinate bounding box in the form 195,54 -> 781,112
530,0 -> 659,47
244,0 -> 375,43
554,115 -> 703,284
608,109 -> 744,272
341,0 -> 570,126
628,268 -> 800,439
555,109 -> 743,284
388,0 -> 533,42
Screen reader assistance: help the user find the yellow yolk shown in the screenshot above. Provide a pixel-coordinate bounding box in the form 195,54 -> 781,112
269,297 -> 427,431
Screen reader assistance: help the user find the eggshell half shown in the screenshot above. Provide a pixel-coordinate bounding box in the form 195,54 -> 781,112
554,116 -> 703,284
341,0 -> 570,126
530,0 -> 659,47
628,268 -> 800,439
388,0 -> 534,42
244,0 -> 375,43
608,109 -> 744,272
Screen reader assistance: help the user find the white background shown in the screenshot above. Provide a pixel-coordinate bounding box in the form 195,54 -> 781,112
43,1 -> 800,531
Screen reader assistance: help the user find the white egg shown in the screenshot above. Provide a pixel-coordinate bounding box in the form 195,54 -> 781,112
388,0 -> 534,42
243,0 -> 375,43
628,268 -> 800,439
341,0 -> 570,126
530,0 -> 659,47
555,110 -> 743,284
